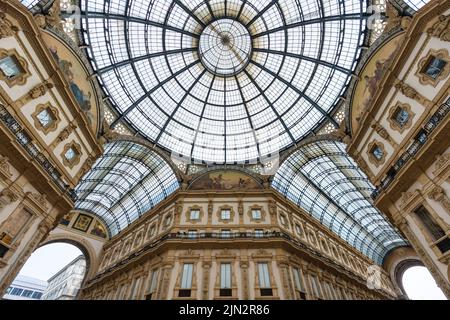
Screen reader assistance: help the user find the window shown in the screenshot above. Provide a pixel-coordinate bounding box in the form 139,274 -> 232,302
179,263 -> 193,297
5,287 -> 12,294
220,263 -> 232,297
393,107 -> 410,127
21,289 -> 33,298
254,229 -> 264,238
11,287 -> 23,296
252,209 -> 261,220
221,209 -> 231,220
0,55 -> 23,79
36,107 -> 57,130
221,229 -> 231,239
258,263 -> 272,296
188,230 -> 197,239
309,274 -> 323,299
65,148 -> 76,161
32,291 -> 43,299
293,268 -> 306,296
371,145 -> 384,160
421,56 -> 447,80
147,269 -> 159,297
190,209 -> 200,220
414,206 -> 446,242
130,277 -> 141,299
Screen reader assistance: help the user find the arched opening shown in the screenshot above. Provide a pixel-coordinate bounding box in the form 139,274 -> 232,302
2,242 -> 88,300
401,266 -> 446,300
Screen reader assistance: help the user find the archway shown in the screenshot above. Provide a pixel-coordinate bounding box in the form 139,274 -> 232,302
3,242 -> 88,300
402,266 -> 447,300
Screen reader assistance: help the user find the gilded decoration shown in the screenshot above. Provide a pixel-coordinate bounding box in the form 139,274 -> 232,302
387,102 -> 415,133
416,49 -> 450,87
0,13 -> 18,39
0,48 -> 30,88
31,102 -> 60,134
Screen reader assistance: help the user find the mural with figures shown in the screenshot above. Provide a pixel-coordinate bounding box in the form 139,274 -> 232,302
189,170 -> 262,190
41,31 -> 99,133
59,211 -> 108,239
351,34 -> 403,133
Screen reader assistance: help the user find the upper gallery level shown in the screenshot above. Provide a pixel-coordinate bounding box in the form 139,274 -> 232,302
0,0 -> 103,209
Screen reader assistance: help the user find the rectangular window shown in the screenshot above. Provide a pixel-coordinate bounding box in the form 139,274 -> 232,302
254,229 -> 263,238
32,291 -> 43,299
309,274 -> 322,299
190,209 -> 200,220
258,263 -> 271,290
130,277 -> 141,299
414,206 -> 446,241
293,268 -> 306,293
0,56 -> 23,79
181,263 -> 193,289
11,288 -> 23,296
252,209 -> 261,220
21,290 -> 33,298
188,230 -> 197,239
422,56 -> 447,79
221,229 -> 231,239
36,107 -> 56,129
220,263 -> 232,296
221,209 -> 231,220
149,269 -> 159,293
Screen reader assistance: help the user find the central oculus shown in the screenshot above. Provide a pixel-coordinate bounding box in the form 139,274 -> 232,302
199,19 -> 252,77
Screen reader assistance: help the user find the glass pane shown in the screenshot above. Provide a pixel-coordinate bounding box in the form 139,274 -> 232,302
181,264 -> 193,289
0,56 -> 22,78
258,263 -> 270,288
220,263 -> 231,289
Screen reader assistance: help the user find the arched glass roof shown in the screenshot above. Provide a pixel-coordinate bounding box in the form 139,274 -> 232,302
74,140 -> 180,236
403,0 -> 429,11
272,140 -> 407,264
80,0 -> 367,164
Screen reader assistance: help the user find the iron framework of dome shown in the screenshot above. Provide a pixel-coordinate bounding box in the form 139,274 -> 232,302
80,0 -> 367,164
74,140 -> 180,236
272,140 -> 407,264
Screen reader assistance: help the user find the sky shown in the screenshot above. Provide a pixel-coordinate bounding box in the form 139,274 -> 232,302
17,244 -> 447,300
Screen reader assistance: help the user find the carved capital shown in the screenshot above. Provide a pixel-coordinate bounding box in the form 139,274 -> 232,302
0,13 -> 19,39
394,80 -> 432,107
427,15 -> 450,42
0,188 -> 19,208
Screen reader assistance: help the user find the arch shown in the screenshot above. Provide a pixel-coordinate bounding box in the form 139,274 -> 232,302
39,233 -> 99,288
74,139 -> 180,236
272,139 -> 407,264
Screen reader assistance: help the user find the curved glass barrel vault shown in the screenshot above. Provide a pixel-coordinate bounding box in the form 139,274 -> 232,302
272,140 -> 407,264
403,0 -> 429,11
80,0 -> 367,164
74,140 -> 180,237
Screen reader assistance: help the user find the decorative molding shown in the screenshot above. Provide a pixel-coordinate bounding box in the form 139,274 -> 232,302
399,189 -> 422,210
427,14 -> 450,42
434,153 -> 450,177
216,205 -> 235,224
416,49 -> 450,87
185,205 -> 205,224
15,81 -> 54,108
367,140 -> 387,167
371,122 -> 398,148
0,13 -> 19,39
0,48 -> 31,88
31,102 -> 61,135
387,102 -> 415,133
428,186 -> 450,214
61,141 -> 82,169
0,188 -> 19,209
394,80 -> 432,107
50,121 -> 77,148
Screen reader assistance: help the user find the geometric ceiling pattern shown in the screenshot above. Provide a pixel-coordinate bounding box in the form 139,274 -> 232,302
74,140 -> 179,236
80,0 -> 367,164
272,140 -> 407,264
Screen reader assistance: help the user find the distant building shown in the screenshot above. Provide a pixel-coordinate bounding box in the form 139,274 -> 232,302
2,275 -> 47,300
41,255 -> 86,300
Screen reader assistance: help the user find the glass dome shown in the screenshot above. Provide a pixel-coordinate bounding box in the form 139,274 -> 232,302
80,0 -> 367,163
